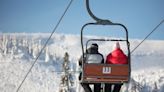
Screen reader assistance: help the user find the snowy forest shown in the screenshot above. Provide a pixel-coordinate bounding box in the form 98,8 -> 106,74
0,33 -> 164,92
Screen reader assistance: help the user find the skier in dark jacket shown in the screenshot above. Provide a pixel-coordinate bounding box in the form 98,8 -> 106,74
79,43 -> 104,92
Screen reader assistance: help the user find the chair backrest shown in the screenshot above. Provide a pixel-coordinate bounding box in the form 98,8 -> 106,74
83,64 -> 129,83
85,54 -> 103,63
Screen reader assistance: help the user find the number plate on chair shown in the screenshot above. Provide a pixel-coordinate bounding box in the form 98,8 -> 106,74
102,67 -> 111,74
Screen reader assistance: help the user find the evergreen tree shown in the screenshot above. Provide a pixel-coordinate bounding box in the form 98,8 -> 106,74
59,52 -> 74,92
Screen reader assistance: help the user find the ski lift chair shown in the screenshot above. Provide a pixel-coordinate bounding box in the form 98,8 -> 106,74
79,0 -> 131,84
80,23 -> 131,84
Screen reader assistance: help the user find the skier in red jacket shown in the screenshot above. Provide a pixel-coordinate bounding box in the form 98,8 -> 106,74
105,42 -> 128,92
106,42 -> 128,64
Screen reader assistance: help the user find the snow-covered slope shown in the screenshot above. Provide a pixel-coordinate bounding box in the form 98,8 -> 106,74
0,33 -> 164,92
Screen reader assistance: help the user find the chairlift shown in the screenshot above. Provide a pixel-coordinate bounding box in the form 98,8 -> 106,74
79,0 -> 131,84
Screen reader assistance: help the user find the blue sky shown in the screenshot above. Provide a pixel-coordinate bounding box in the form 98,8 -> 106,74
0,0 -> 164,40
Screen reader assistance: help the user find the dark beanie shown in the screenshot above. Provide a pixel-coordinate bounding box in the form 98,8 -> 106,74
91,43 -> 98,48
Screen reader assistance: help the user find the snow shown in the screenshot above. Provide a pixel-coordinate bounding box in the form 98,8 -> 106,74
0,33 -> 164,92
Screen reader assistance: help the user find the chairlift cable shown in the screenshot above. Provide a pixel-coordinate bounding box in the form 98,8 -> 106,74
15,0 -> 74,92
131,19 -> 164,54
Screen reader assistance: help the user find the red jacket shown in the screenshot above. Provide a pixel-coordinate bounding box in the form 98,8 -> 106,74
106,48 -> 128,64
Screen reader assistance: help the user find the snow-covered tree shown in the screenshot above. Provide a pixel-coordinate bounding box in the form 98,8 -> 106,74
2,34 -> 8,55
152,82 -> 159,92
32,42 -> 39,59
59,52 -> 74,92
22,36 -> 28,47
45,46 -> 50,62
38,39 -> 42,52
126,78 -> 143,92
0,35 -> 3,53
28,40 -> 33,56
11,35 -> 17,55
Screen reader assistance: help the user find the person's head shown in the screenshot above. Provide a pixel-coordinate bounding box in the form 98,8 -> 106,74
87,43 -> 98,53
113,42 -> 120,50
91,43 -> 98,49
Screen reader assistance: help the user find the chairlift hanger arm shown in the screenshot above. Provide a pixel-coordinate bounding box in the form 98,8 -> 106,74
85,0 -> 129,43
86,0 -> 127,26
86,0 -> 113,25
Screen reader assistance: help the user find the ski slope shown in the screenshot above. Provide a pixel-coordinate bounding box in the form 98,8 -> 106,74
0,33 -> 164,92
